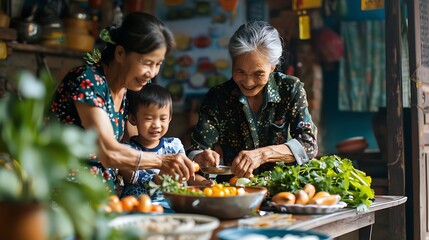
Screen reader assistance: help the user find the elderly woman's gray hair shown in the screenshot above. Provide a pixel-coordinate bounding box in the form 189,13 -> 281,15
228,21 -> 283,67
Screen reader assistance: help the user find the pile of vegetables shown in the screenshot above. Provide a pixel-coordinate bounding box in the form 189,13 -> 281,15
249,155 -> 375,211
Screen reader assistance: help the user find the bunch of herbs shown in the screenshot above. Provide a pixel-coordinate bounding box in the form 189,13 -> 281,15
250,155 -> 375,211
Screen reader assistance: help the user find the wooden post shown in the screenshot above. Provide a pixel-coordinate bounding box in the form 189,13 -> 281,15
385,0 -> 406,239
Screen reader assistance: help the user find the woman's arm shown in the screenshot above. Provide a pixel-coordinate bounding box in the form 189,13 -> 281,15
76,102 -> 194,179
123,120 -> 138,142
286,81 -> 318,162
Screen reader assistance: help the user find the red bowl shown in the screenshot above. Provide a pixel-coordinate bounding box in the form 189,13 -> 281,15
336,137 -> 368,154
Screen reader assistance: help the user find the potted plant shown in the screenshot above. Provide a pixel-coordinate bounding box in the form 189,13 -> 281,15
0,71 -> 110,239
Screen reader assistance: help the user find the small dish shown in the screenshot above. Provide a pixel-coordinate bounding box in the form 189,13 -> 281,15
269,201 -> 347,214
200,165 -> 232,175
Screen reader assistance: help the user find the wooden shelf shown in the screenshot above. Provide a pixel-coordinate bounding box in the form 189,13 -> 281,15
8,42 -> 85,58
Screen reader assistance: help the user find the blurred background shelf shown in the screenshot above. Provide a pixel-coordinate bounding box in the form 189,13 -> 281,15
8,41 -> 85,58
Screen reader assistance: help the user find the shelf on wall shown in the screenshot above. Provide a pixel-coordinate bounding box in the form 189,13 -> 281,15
7,42 -> 85,58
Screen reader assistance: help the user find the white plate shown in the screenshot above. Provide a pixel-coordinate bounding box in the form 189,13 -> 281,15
269,201 -> 347,214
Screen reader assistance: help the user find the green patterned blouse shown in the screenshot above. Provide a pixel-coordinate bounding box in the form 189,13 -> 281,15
188,72 -> 318,173
50,63 -> 127,193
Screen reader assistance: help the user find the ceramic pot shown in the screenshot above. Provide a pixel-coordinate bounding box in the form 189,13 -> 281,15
0,13 -> 10,28
0,202 -> 47,240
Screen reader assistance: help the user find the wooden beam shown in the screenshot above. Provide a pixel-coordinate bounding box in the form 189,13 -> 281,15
385,0 -> 406,239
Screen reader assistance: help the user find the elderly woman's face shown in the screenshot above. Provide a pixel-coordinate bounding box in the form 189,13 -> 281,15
232,51 -> 275,98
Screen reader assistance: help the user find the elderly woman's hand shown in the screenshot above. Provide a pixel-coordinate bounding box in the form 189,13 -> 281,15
231,149 -> 264,178
193,149 -> 220,167
160,153 -> 195,181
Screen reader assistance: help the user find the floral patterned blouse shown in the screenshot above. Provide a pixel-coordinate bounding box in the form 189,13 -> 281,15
50,63 -> 127,192
188,72 -> 318,173
121,137 -> 185,199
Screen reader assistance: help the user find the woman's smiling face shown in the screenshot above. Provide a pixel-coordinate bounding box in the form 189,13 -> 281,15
122,47 -> 167,92
231,51 -> 275,98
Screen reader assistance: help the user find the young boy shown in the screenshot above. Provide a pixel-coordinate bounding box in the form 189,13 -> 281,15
120,83 -> 212,199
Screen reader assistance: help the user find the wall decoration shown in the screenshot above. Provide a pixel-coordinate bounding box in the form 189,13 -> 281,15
155,0 -> 248,110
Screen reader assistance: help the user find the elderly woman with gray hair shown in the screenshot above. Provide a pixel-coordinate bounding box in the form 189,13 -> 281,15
187,21 -> 318,179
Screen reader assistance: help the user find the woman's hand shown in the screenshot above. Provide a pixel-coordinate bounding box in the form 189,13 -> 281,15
231,149 -> 264,178
231,145 -> 295,177
193,149 -> 220,167
160,153 -> 195,181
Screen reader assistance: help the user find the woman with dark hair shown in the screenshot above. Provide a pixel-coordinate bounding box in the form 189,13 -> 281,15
188,21 -> 318,179
51,12 -> 195,193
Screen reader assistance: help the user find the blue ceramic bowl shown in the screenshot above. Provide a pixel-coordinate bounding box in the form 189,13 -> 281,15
217,228 -> 331,240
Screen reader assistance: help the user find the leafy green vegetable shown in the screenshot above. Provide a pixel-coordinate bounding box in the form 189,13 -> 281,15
250,155 -> 375,211
148,175 -> 205,196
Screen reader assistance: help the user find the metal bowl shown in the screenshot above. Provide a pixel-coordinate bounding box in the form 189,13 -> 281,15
200,165 -> 232,175
163,186 -> 267,219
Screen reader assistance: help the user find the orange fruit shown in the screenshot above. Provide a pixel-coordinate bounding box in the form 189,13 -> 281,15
193,161 -> 200,172
229,176 -> 239,185
121,196 -> 138,212
223,188 -> 231,196
211,188 -> 225,197
226,186 -> 237,196
150,204 -> 164,213
108,195 -> 120,203
103,205 -> 113,213
137,194 -> 152,213
212,183 -> 224,190
108,201 -> 123,213
203,187 -> 213,196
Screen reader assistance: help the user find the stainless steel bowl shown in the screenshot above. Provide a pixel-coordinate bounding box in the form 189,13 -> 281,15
163,186 -> 267,219
200,165 -> 232,175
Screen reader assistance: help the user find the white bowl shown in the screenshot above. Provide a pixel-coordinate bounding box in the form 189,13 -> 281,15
109,213 -> 219,240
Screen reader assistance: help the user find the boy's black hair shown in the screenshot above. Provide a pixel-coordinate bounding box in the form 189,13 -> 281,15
127,83 -> 172,116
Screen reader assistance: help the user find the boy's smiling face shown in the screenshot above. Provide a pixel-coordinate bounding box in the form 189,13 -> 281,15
130,102 -> 172,148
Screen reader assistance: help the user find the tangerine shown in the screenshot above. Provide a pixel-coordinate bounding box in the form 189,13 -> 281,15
193,161 -> 200,172
121,195 -> 138,212
150,204 -> 164,213
108,201 -> 123,213
229,176 -> 239,185
137,194 -> 152,213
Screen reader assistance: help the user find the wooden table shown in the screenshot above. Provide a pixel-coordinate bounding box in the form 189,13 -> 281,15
212,195 -> 407,240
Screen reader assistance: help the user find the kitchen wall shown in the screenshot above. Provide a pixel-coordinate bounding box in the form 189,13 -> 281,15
0,0 -> 382,156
